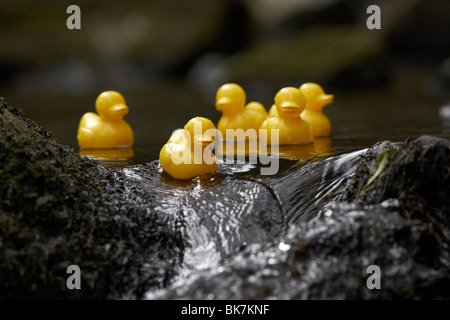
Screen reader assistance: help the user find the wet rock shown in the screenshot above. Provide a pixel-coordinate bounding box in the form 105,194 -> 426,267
343,135 -> 450,228
148,204 -> 450,299
0,98 -> 184,299
147,136 -> 450,299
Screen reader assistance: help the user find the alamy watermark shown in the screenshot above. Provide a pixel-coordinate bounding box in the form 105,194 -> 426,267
66,5 -> 81,30
66,5 -> 381,30
66,265 -> 81,290
366,265 -> 381,290
367,5 -> 381,30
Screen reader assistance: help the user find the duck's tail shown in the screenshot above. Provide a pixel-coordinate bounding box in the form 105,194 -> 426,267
246,102 -> 268,116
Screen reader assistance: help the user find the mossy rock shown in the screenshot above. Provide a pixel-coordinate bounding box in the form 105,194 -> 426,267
0,98 -> 184,299
149,136 -> 450,300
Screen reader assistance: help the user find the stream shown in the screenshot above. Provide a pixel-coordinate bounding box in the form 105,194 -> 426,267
4,79 -> 450,298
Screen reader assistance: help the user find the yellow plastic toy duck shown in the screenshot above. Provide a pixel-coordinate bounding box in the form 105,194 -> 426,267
215,83 -> 267,140
260,87 -> 314,145
300,83 -> 334,137
159,117 -> 218,180
77,91 -> 133,149
267,83 -> 334,136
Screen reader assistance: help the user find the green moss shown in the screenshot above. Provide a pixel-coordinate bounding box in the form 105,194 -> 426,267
364,148 -> 397,192
0,98 -> 184,299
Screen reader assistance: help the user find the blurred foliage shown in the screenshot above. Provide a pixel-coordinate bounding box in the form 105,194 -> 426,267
1,0 -> 450,93
0,0 -> 226,66
226,25 -> 382,83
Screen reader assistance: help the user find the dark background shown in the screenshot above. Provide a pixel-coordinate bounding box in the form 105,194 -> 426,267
1,0 -> 450,151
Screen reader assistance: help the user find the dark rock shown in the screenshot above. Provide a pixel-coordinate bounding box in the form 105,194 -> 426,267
149,203 -> 450,299
0,98 -> 184,299
343,135 -> 450,232
147,136 -> 450,299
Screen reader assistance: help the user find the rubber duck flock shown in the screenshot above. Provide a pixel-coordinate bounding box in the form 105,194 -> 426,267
77,83 -> 334,180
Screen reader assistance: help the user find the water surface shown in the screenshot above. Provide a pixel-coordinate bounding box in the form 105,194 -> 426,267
6,80 -> 450,165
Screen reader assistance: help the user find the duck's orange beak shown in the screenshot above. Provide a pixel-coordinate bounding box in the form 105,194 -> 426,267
109,104 -> 129,116
278,101 -> 301,113
215,97 -> 232,110
319,94 -> 334,105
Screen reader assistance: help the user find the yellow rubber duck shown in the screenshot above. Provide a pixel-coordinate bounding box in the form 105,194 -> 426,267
260,87 -> 314,145
159,117 -> 218,180
77,91 -> 134,149
268,83 -> 334,137
300,83 -> 334,137
215,83 -> 267,140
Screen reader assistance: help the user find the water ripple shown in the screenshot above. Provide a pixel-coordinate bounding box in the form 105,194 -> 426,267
119,147 -> 367,289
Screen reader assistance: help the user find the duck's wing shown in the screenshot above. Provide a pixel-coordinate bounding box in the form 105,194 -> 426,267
77,112 -> 100,140
166,129 -> 186,144
268,104 -> 278,117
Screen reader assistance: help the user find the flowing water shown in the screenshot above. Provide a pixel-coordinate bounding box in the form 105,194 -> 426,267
3,79 -> 450,292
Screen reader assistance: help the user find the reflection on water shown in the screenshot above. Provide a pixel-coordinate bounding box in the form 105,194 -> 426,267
80,135 -> 334,170
273,137 -> 334,160
79,147 -> 135,168
215,138 -> 320,161
313,137 -> 333,157
8,80 -> 450,167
